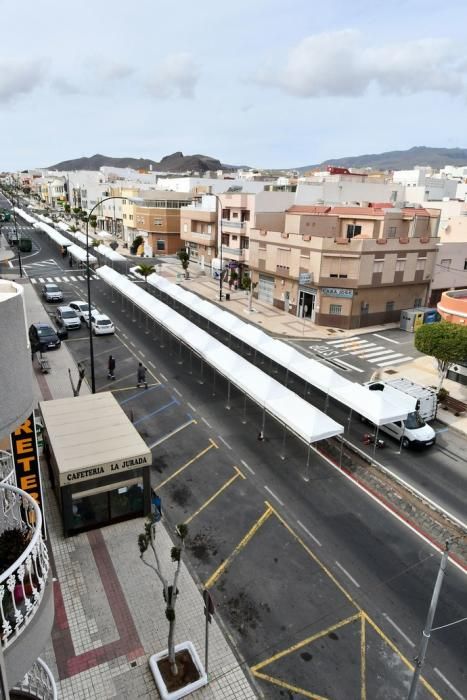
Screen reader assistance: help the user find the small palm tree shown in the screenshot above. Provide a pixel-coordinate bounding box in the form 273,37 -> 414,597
177,249 -> 190,279
136,263 -> 155,288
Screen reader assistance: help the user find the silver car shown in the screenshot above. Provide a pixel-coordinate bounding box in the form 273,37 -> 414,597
56,305 -> 81,330
42,283 -> 63,302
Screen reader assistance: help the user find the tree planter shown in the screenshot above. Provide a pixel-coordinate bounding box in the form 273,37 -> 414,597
149,641 -> 207,700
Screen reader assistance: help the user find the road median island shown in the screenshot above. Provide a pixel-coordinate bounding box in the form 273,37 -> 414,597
317,437 -> 467,570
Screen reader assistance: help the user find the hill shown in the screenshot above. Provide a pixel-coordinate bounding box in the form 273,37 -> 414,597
297,146 -> 467,173
47,151 -> 225,173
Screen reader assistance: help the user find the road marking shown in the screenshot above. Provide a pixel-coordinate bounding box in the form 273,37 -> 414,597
156,439 -> 218,489
160,373 -> 168,382
62,276 -> 69,282
173,387 -> 182,397
204,504 -> 273,589
348,343 -> 379,355
46,277 -> 53,282
148,419 -> 196,449
38,277 -> 45,283
368,352 -> 403,363
335,561 -> 360,587
353,345 -> 385,357
359,348 -> 393,359
187,402 -> 197,413
332,358 -> 364,372
434,668 -> 466,700
373,333 -> 400,344
129,341 -> 136,347
241,459 -> 255,475
134,398 -> 178,425
138,350 -> 145,357
264,486 -> 284,506
30,278 -> 37,284
120,383 -> 162,405
69,276 -> 77,281
327,336 -> 361,345
122,333 -> 128,339
148,360 -> 156,368
218,435 -> 232,450
185,466 -> 245,525
377,356 -> 413,367
77,275 -> 85,281
54,276 -> 62,282
382,614 -> 415,647
296,520 -> 321,546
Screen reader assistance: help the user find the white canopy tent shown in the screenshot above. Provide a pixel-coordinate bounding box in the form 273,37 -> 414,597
96,244 -> 126,262
130,268 -> 416,426
68,244 -> 97,265
97,265 -> 343,445
14,208 -> 36,225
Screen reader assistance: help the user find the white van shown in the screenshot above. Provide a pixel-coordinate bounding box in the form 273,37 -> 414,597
379,412 -> 436,449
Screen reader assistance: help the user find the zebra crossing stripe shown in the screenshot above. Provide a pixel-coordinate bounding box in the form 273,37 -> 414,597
92,275 -> 99,279
54,277 -> 61,282
357,347 -> 388,358
326,337 -> 361,346
377,356 -> 412,367
77,276 -> 85,281
368,352 -> 403,363
348,343 -> 380,355
30,278 -> 37,284
70,276 -> 77,281
38,277 -> 45,283
46,277 -> 53,282
62,276 -> 69,282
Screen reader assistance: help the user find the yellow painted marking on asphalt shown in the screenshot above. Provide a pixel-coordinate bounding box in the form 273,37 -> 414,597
265,501 -> 357,609
97,372 -> 139,391
185,466 -> 246,526
360,611 -> 366,700
114,331 -> 160,384
363,613 -> 442,699
155,439 -> 218,490
248,672 -> 329,700
204,504 -> 273,590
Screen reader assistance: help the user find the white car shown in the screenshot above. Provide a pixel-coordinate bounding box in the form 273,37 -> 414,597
69,300 -> 97,323
88,313 -> 115,335
55,305 -> 81,330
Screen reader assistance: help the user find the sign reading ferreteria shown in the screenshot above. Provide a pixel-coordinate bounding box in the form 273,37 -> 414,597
11,413 -> 46,539
60,452 -> 151,487
321,287 -> 354,299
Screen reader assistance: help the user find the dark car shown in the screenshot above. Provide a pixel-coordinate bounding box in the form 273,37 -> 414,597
29,322 -> 65,352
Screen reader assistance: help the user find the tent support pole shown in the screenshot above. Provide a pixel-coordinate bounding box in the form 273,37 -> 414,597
373,425 -> 380,457
347,408 -> 353,433
189,350 -> 193,375
160,328 -> 165,349
111,285 -> 115,303
303,444 -> 311,482
153,320 -> 158,341
121,290 -> 125,312
132,301 -> 136,322
241,394 -> 247,424
226,380 -> 231,410
303,381 -> 308,398
177,341 -> 183,364
280,423 -> 287,460
285,368 -> 289,387
339,438 -> 344,468
324,393 -> 329,414
212,370 -> 216,396
145,315 -> 149,334
199,359 -> 204,384
261,408 -> 266,436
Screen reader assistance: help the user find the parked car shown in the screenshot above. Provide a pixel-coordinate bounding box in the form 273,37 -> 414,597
29,322 -> 63,352
68,299 -> 97,322
41,283 -> 63,302
88,313 -> 115,335
55,305 -> 81,330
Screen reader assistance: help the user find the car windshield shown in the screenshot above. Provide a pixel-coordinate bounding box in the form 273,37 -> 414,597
37,327 -> 53,337
79,304 -> 89,312
404,412 -> 426,429
97,319 -> 111,326
62,311 -> 76,318
47,285 -> 59,292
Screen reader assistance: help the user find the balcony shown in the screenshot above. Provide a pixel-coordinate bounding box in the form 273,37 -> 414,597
221,245 -> 249,262
0,450 -> 16,488
183,230 -> 216,246
221,219 -> 246,230
11,658 -> 57,700
0,483 -> 54,691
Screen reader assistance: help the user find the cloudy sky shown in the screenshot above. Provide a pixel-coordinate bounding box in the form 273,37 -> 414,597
1,0 -> 466,171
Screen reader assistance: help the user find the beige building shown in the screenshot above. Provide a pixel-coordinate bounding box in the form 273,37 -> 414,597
429,212 -> 467,305
249,204 -> 440,329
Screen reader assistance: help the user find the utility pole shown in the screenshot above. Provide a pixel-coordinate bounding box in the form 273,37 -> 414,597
407,542 -> 450,700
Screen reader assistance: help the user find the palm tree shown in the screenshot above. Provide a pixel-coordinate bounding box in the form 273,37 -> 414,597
177,249 -> 190,279
135,263 -> 155,289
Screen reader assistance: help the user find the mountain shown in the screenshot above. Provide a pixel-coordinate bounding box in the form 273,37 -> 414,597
297,146 -> 467,173
47,151 -> 225,173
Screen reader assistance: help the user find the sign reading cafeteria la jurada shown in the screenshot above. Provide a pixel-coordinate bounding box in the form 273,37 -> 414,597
60,453 -> 150,486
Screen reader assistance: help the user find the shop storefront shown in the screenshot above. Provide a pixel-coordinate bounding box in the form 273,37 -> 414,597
39,392 -> 152,537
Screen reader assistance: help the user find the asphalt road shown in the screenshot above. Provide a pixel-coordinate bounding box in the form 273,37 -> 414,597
3,208 -> 467,699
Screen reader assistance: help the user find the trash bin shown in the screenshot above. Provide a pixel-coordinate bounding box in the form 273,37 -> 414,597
225,293 -> 230,301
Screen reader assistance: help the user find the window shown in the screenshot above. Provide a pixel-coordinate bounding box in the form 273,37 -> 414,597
207,224 -> 212,233
346,224 -> 362,239
416,257 -> 426,271
221,234 -> 229,246
183,223 -> 188,233
156,240 -> 165,251
241,210 -> 250,222
153,218 -> 163,226
129,214 -> 133,221
464,259 -> 467,270
387,226 -> 397,238
329,304 -> 342,315
395,258 -> 405,272
373,260 -> 384,274
361,303 -> 369,314
414,298 -> 422,307
386,301 -> 395,312
222,209 -> 230,219
240,236 -> 249,250
440,259 -> 451,268
232,212 -> 239,219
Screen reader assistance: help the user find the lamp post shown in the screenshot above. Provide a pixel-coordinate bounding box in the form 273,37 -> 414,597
207,193 -> 224,302
10,178 -> 23,278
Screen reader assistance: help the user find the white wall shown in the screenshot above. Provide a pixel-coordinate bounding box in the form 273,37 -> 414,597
295,180 -> 403,205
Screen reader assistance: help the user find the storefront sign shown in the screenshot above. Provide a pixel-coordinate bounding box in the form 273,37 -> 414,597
10,413 -> 46,538
60,453 -> 151,487
321,287 -> 354,299
299,272 -> 312,285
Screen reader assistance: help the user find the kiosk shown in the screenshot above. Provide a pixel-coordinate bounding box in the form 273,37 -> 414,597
39,392 -> 152,536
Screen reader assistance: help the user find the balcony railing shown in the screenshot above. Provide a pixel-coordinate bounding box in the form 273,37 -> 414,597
221,246 -> 248,260
221,219 -> 246,230
11,658 -> 57,700
0,450 -> 16,488
0,484 -> 49,650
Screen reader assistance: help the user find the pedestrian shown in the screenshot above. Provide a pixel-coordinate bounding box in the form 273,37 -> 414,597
257,430 -> 264,441
69,254 -> 73,268
136,362 -> 148,389
107,355 -> 116,380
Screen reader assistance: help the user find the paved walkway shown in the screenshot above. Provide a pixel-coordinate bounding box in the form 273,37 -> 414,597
20,279 -> 257,699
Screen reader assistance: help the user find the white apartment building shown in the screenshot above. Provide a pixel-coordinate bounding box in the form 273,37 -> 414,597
295,179 -> 403,207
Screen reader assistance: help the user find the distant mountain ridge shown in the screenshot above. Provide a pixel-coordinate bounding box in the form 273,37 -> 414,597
47,152 -> 226,173
297,146 -> 467,173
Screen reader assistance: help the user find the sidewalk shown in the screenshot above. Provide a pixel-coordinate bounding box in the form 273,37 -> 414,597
20,279 -> 257,699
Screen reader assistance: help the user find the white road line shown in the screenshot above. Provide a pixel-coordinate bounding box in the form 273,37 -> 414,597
201,416 -> 212,427
38,277 -> 45,283
173,387 -> 182,397
138,350 -> 145,357
373,333 -> 400,344
76,275 -> 84,280
382,614 -> 415,647
326,339 -> 369,350
8,261 -> 13,268
218,435 -> 232,450
54,276 -> 62,282
368,352 -> 402,364
69,276 -> 77,281
240,459 -> 255,475
130,341 -> 136,347
30,278 -> 37,284
335,561 -> 360,587
187,402 -> 197,413
377,356 -> 413,368
296,520 -> 322,546
46,277 -> 53,282
349,343 -> 379,355
332,358 -> 364,372
160,373 -> 168,382
264,486 -> 284,506
358,348 -> 393,359
148,420 -> 195,449
326,336 -> 361,345
61,276 -> 69,282
93,275 -> 99,279
148,360 -> 156,368
434,668 -> 466,700
123,333 -> 128,339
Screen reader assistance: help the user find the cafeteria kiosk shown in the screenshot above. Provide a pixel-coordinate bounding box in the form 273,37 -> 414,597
39,392 -> 152,536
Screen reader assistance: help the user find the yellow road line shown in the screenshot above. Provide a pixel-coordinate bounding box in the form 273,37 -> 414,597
204,504 -> 273,589
266,501 -> 358,609
360,612 -> 366,700
251,612 -> 361,673
114,331 -> 160,384
363,613 -> 442,699
249,672 -> 329,700
185,466 -> 245,525
155,439 -> 218,490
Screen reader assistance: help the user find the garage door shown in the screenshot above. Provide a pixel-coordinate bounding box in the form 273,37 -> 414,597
258,274 -> 274,304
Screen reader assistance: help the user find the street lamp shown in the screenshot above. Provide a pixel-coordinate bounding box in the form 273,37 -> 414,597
206,193 -> 224,302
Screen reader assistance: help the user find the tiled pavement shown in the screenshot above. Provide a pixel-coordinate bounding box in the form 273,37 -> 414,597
20,278 -> 257,699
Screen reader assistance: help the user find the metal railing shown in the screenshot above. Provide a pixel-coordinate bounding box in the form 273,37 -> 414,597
0,484 -> 49,649
12,658 -> 57,700
221,219 -> 246,229
0,451 -> 16,488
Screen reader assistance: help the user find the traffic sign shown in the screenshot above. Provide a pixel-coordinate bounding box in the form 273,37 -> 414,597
203,589 -> 215,622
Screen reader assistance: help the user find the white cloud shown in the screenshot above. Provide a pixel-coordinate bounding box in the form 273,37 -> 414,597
52,77 -> 83,95
146,52 -> 199,99
0,60 -> 45,103
260,30 -> 466,98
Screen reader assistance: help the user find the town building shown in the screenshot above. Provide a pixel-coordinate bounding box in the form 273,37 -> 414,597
248,204 -> 440,329
428,211 -> 467,305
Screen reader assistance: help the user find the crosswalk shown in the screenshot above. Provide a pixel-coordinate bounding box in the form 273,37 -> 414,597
30,275 -> 98,284
321,336 -> 413,368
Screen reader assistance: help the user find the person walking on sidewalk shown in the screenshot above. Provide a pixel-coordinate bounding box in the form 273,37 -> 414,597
136,362 -> 148,389
107,355 -> 116,380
